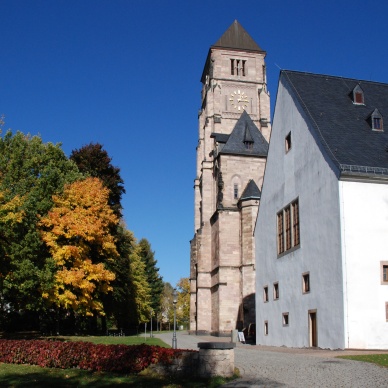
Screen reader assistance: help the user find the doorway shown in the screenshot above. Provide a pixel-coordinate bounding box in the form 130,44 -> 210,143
308,310 -> 317,347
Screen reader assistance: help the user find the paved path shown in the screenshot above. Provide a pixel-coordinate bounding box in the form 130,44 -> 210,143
155,331 -> 388,387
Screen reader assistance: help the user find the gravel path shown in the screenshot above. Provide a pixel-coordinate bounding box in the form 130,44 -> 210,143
155,331 -> 388,387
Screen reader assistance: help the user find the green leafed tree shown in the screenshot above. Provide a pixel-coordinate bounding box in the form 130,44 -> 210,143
138,239 -> 164,317
176,277 -> 190,328
0,130 -> 82,325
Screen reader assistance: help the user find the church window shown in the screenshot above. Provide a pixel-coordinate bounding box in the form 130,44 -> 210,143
230,59 -> 246,76
263,286 -> 269,302
277,199 -> 300,255
285,132 -> 292,152
244,141 -> 253,150
273,282 -> 279,300
381,262 -> 388,284
234,184 -> 239,199
302,272 -> 310,293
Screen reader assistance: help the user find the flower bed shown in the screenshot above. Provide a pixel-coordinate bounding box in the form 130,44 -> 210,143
0,339 -> 189,373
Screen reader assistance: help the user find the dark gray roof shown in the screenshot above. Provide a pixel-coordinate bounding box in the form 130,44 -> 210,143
281,70 -> 388,177
212,20 -> 264,53
218,111 -> 269,157
239,179 -> 261,201
211,133 -> 230,143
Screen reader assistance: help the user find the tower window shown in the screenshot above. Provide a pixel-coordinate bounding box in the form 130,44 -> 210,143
230,59 -> 246,76
244,141 -> 253,150
234,184 -> 238,200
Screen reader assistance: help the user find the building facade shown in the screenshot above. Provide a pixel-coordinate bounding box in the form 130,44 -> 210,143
190,21 -> 271,335
255,70 -> 388,349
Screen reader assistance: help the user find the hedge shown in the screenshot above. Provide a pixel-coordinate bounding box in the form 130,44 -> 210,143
0,339 -> 189,373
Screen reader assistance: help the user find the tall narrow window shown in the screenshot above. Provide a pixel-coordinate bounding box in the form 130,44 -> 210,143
273,282 -> 279,300
302,273 -> 310,293
264,321 -> 268,335
263,286 -> 269,302
230,59 -> 235,75
386,302 -> 388,322
285,132 -> 292,152
234,184 -> 238,200
242,60 -> 246,76
381,263 -> 388,284
277,199 -> 300,255
277,212 -> 284,254
236,60 -> 240,75
282,313 -> 289,326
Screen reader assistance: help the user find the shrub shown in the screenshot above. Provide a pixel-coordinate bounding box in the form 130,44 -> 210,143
0,340 -> 190,373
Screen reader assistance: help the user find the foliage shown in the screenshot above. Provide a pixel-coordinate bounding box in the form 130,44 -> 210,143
0,130 -> 82,317
176,278 -> 190,327
39,177 -> 118,316
129,239 -> 152,324
338,354 -> 388,367
70,143 -> 125,218
138,239 -> 164,314
0,339 -> 186,373
160,282 -> 174,325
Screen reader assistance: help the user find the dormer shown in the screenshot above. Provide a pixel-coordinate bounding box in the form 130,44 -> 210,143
243,123 -> 254,150
368,108 -> 383,132
351,84 -> 365,105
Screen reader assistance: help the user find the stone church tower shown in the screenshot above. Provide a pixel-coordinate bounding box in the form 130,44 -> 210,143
190,21 -> 271,335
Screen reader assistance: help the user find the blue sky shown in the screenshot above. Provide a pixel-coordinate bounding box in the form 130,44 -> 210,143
1,0 -> 388,287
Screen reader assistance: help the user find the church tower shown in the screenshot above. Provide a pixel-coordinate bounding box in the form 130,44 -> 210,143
190,21 -> 271,335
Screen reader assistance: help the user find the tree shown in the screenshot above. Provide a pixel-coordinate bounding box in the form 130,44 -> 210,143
176,278 -> 190,328
39,177 -> 118,316
160,282 -> 174,329
0,130 -> 82,321
138,239 -> 164,317
70,143 -> 125,218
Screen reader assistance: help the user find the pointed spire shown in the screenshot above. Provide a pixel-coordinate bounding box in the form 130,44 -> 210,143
212,20 -> 264,52
240,179 -> 261,201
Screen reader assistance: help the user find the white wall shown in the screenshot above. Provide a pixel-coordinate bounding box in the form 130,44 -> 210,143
340,180 -> 388,349
255,77 -> 345,349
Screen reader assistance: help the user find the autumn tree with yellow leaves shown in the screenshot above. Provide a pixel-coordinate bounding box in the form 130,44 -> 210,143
40,177 -> 118,316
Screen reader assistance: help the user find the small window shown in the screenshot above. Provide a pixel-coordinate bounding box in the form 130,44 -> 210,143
285,132 -> 291,152
273,282 -> 279,300
386,302 -> 388,322
381,262 -> 388,285
230,58 -> 246,76
369,108 -> 383,132
244,141 -> 253,150
303,273 -> 310,293
282,313 -> 289,326
230,59 -> 235,75
264,321 -> 268,335
233,184 -> 239,200
352,85 -> 364,105
263,286 -> 269,302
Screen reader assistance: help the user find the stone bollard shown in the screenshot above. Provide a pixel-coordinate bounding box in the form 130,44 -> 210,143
231,329 -> 238,343
197,342 -> 236,378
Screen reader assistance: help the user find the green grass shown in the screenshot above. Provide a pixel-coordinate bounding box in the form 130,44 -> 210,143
0,334 -> 240,387
338,354 -> 388,368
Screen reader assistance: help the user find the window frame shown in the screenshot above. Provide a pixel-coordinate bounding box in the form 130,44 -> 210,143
277,198 -> 300,256
282,312 -> 289,326
263,286 -> 269,302
302,272 -> 310,294
381,262 -> 388,285
273,282 -> 279,300
264,321 -> 268,336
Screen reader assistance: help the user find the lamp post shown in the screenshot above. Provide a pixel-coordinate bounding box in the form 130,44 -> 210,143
150,308 -> 153,338
172,288 -> 177,349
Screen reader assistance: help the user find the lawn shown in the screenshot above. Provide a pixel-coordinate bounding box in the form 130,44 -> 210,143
0,333 -> 238,387
338,354 -> 388,368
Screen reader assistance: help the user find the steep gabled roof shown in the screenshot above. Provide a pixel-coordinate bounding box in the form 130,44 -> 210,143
217,111 -> 268,157
212,20 -> 264,53
239,179 -> 261,201
281,70 -> 388,178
